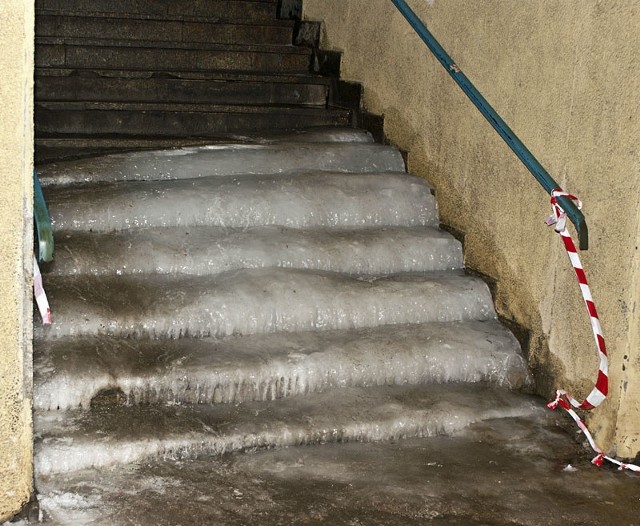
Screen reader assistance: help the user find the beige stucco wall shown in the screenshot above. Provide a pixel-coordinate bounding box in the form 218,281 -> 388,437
0,0 -> 34,521
304,0 -> 640,457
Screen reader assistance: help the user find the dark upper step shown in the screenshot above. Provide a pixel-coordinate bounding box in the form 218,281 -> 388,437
36,13 -> 294,46
35,0 -> 279,22
36,69 -> 329,107
36,102 -> 351,137
36,38 -> 311,74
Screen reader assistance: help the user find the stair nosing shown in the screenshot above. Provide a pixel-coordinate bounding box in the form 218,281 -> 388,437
36,10 -> 296,28
36,36 -> 311,55
35,67 -> 332,85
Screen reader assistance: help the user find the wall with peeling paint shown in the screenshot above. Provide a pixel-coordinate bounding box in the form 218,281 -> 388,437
0,0 -> 34,520
304,0 -> 640,457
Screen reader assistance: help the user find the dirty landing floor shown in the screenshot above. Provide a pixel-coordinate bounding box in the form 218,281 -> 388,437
22,409 -> 640,526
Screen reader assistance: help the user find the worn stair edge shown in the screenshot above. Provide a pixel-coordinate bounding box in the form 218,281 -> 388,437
34,320 -> 531,411
35,76 -> 329,106
45,173 -> 435,232
37,142 -> 404,185
35,270 -> 495,340
34,384 -> 542,475
47,225 -> 461,277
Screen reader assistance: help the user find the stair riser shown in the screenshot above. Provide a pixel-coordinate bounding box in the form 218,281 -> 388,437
37,16 -> 292,46
36,44 -> 310,73
36,0 -> 277,21
36,107 -> 348,137
36,77 -> 327,106
34,322 -> 528,411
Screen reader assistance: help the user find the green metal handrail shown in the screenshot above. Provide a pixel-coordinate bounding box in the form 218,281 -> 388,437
34,170 -> 54,262
391,0 -> 588,249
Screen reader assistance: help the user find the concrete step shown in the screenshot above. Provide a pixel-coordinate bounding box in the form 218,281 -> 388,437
36,38 -> 311,74
34,127 -> 374,163
35,70 -> 329,106
37,142 -> 404,185
35,270 -> 495,340
35,101 -> 350,138
45,173 -> 435,232
34,320 -> 530,411
36,14 -> 294,46
34,383 -> 540,475
35,0 -> 278,22
47,225 -> 462,277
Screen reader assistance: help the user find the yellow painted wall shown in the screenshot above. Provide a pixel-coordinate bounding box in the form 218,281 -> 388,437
0,0 -> 34,520
304,0 -> 640,457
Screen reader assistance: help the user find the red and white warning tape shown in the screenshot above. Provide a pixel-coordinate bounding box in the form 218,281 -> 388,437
34,255 -> 52,325
544,189 -> 640,471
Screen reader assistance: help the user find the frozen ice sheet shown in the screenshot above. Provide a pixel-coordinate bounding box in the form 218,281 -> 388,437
34,383 -> 541,475
49,225 -> 462,276
46,173 -> 436,232
34,412 -> 640,526
34,320 -> 530,411
36,269 -> 495,340
38,142 -> 405,186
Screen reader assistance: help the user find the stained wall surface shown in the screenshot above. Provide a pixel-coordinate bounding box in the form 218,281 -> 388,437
304,0 -> 640,456
0,0 -> 34,520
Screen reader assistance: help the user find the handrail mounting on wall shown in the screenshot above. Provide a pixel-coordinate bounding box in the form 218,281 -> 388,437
391,0 -> 588,249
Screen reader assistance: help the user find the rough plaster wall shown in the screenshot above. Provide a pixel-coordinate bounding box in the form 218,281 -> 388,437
304,0 -> 640,456
0,0 -> 34,520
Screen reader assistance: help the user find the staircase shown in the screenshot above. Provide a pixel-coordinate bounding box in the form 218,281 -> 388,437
32,1 -> 545,523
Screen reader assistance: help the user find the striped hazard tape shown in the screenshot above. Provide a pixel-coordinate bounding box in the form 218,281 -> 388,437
34,255 -> 52,325
544,189 -> 639,471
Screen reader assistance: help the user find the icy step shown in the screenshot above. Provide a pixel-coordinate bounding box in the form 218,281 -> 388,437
49,226 -> 462,277
36,142 -> 404,186
34,383 -> 541,475
37,413 -> 619,526
35,127 -> 374,164
34,320 -> 531,411
36,269 -> 495,340
46,173 -> 436,232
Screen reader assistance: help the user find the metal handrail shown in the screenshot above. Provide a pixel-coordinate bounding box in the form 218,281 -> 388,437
34,171 -> 54,262
391,0 -> 588,249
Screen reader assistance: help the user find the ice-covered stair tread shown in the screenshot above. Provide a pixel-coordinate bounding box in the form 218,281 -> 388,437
37,142 -> 405,186
50,225 -> 462,276
34,383 -> 542,475
46,173 -> 437,232
35,320 -> 531,411
37,269 -> 496,339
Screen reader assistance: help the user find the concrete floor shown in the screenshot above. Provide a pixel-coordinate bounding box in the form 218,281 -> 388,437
21,406 -> 640,525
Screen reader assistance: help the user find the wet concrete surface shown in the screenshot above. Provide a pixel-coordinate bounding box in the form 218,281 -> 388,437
31,412 -> 640,525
